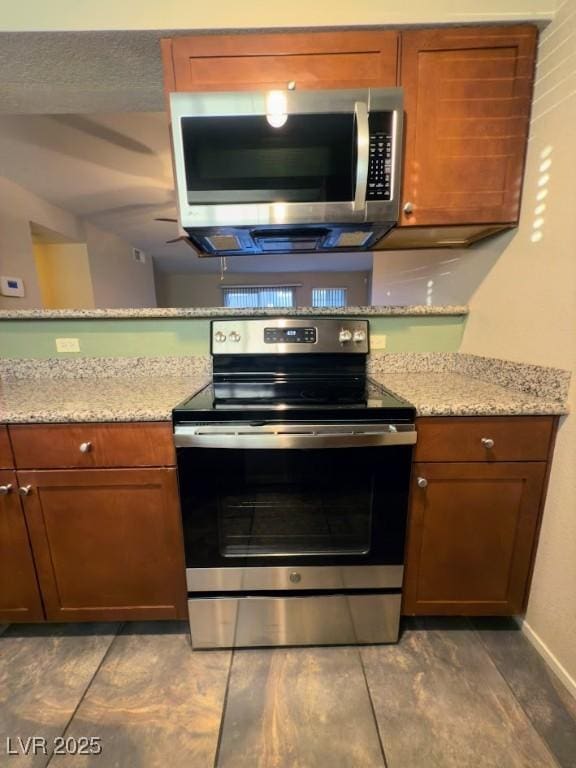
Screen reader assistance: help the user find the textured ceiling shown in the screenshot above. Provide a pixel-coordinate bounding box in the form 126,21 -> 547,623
0,31 -> 167,113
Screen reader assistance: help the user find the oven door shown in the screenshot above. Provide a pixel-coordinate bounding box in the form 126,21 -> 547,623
176,427 -> 414,591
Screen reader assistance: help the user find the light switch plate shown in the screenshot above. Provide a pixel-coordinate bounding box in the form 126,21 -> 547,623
56,338 -> 80,353
0,275 -> 25,297
371,333 -> 387,350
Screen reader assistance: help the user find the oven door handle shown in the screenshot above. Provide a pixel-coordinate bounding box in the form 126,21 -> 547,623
353,101 -> 369,212
174,426 -> 416,449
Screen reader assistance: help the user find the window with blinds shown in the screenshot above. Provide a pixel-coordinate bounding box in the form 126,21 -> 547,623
312,288 -> 348,308
222,286 -> 295,309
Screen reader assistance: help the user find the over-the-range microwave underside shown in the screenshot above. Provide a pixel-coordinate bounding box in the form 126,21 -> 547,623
185,223 -> 395,257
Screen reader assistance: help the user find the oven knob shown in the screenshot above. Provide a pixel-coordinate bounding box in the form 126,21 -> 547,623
228,331 -> 241,343
214,331 -> 226,343
353,329 -> 366,343
339,329 -> 353,343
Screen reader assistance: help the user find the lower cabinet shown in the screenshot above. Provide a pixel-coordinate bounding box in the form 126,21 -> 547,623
403,462 -> 547,615
0,470 -> 44,622
18,468 -> 187,622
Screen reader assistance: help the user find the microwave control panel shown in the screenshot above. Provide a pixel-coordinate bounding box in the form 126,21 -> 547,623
367,112 -> 393,201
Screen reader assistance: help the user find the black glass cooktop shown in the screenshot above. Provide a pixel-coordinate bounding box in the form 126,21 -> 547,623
173,377 -> 415,424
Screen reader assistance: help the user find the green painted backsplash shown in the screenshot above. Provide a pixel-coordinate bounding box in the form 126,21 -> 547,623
0,316 -> 465,358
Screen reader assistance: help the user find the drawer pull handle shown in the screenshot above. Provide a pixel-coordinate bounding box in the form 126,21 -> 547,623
403,201 -> 414,215
481,437 -> 495,449
18,485 -> 32,497
80,441 -> 93,453
417,477 -> 428,488
0,483 -> 13,495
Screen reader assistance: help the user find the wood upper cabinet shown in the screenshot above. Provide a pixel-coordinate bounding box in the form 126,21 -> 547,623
403,462 -> 547,615
20,468 -> 186,622
162,31 -> 399,92
0,470 -> 44,622
399,25 -> 538,226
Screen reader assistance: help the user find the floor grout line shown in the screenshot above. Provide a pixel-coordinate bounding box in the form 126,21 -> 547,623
212,648 -> 235,768
466,618 -> 564,768
357,647 -> 389,768
43,622 -> 125,768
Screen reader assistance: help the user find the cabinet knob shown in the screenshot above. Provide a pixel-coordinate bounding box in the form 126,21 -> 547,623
79,441 -> 93,453
0,483 -> 13,495
287,80 -> 296,90
417,477 -> 428,488
289,571 -> 302,583
481,437 -> 495,449
403,201 -> 414,215
18,485 -> 32,497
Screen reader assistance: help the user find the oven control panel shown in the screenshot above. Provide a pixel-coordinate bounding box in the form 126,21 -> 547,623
264,327 -> 316,344
211,319 -> 369,354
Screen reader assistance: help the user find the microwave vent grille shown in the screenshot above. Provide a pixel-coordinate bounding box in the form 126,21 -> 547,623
333,231 -> 372,248
206,235 -> 242,251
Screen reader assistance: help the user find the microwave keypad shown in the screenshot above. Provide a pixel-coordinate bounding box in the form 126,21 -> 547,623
367,133 -> 392,201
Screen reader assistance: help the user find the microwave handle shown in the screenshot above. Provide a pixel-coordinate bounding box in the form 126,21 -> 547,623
353,102 -> 369,212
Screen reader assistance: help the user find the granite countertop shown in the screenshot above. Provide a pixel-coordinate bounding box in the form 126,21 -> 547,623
0,352 -> 569,423
0,375 -> 208,424
0,305 -> 468,320
371,372 -> 569,417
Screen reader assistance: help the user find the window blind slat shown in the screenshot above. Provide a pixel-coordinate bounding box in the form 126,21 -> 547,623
312,288 -> 348,308
223,286 -> 295,309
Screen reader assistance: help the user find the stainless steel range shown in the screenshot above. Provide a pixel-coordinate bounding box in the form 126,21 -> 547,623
173,318 -> 416,649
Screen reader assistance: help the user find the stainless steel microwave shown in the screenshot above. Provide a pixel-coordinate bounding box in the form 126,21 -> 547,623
169,88 -> 404,256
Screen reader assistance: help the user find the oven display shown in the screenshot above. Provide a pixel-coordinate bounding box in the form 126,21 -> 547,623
264,327 -> 317,344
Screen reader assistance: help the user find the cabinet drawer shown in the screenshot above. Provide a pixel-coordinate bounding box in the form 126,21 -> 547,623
10,423 -> 175,469
415,416 -> 555,463
0,426 -> 14,468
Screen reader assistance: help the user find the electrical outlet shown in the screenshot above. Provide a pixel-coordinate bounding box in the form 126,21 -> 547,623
371,333 -> 387,350
56,338 -> 80,353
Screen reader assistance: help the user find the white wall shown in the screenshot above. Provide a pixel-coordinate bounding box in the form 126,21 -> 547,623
0,0 -> 555,31
460,0 -> 576,690
155,271 -> 370,308
0,176 -> 83,309
85,223 -> 157,308
0,176 -> 157,309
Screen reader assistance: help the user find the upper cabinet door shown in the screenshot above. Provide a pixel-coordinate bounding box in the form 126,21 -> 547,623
163,31 -> 398,92
399,25 -> 537,226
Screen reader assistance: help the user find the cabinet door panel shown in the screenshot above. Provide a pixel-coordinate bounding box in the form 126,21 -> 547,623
399,25 -> 537,226
403,462 -> 546,615
0,426 -> 13,469
0,470 -> 44,622
166,31 -> 398,91
20,468 -> 186,622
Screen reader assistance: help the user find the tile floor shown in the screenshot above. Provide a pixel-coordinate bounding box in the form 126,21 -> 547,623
0,618 -> 575,767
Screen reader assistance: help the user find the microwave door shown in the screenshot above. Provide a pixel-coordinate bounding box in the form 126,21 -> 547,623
353,101 -> 369,213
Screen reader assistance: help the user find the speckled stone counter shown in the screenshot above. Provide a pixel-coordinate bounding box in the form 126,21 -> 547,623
0,352 -> 569,423
0,305 -> 468,320
371,372 -> 568,417
0,357 -> 210,424
0,376 -> 207,423
369,352 -> 570,417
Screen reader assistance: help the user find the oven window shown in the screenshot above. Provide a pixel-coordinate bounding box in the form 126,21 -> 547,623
181,114 -> 355,205
178,445 -> 412,567
218,478 -> 372,557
